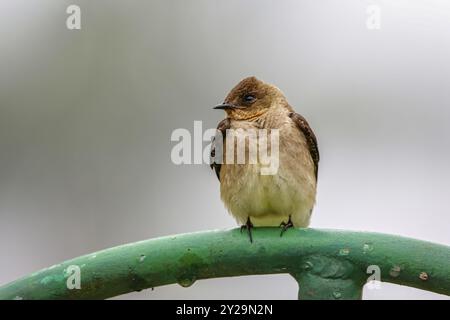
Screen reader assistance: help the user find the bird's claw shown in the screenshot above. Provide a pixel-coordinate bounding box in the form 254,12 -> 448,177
279,216 -> 294,237
240,217 -> 254,243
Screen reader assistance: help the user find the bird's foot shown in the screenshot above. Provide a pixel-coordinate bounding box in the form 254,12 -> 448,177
240,217 -> 254,243
279,216 -> 294,237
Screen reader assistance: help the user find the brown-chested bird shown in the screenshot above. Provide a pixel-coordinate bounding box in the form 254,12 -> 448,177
211,76 -> 319,242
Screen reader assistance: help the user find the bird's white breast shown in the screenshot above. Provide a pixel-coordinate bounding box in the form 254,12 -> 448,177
219,115 -> 317,227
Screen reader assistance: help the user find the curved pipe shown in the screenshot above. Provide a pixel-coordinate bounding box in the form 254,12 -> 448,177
0,228 -> 449,299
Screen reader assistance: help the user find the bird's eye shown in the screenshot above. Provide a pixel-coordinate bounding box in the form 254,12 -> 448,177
243,94 -> 256,103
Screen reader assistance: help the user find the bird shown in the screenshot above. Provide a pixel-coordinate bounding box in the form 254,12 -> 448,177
210,76 -> 319,242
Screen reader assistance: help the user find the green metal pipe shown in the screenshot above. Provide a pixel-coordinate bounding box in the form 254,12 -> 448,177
0,228 -> 449,299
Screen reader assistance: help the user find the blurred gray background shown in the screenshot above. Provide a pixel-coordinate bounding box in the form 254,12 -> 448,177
0,0 -> 449,299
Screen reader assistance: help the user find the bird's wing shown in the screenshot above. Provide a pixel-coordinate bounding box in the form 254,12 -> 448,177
289,112 -> 320,180
210,118 -> 231,181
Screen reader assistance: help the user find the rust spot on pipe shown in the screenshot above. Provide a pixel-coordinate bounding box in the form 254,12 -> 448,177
419,272 -> 428,281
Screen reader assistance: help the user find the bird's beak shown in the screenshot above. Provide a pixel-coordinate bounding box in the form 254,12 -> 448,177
213,103 -> 241,110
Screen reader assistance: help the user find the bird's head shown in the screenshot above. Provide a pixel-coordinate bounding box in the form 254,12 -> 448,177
214,76 -> 287,121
